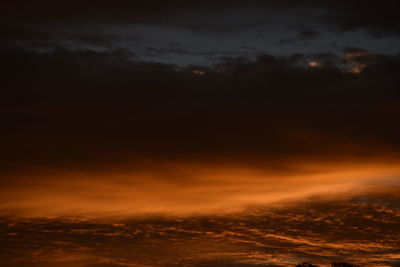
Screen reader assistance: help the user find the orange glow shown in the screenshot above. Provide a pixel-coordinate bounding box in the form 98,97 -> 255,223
343,52 -> 369,74
193,70 -> 205,75
350,63 -> 366,74
308,61 -> 321,67
1,160 -> 399,217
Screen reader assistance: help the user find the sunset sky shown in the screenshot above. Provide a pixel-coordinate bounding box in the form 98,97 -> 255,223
1,1 -> 400,267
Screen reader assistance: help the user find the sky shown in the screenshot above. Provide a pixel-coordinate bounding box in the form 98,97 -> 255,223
1,1 -> 400,266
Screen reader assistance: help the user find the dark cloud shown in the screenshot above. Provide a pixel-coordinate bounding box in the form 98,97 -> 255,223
342,47 -> 369,54
297,29 -> 321,40
2,1 -> 400,68
0,44 -> 400,176
1,1 -> 400,35
321,0 -> 400,35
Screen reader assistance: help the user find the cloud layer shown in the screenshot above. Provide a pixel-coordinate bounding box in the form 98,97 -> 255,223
1,185 -> 399,267
1,0 -> 400,216
1,45 -> 400,215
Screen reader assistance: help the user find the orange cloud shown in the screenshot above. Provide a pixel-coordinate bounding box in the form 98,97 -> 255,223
1,160 -> 399,217
308,61 -> 321,68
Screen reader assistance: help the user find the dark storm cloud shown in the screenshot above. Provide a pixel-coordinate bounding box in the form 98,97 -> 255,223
321,0 -> 400,35
297,29 -> 321,40
144,46 -> 242,58
1,43 -> 400,176
1,0 -> 399,34
2,1 -> 400,67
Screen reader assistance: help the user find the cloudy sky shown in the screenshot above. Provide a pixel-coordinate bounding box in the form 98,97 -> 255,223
1,1 -> 400,266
